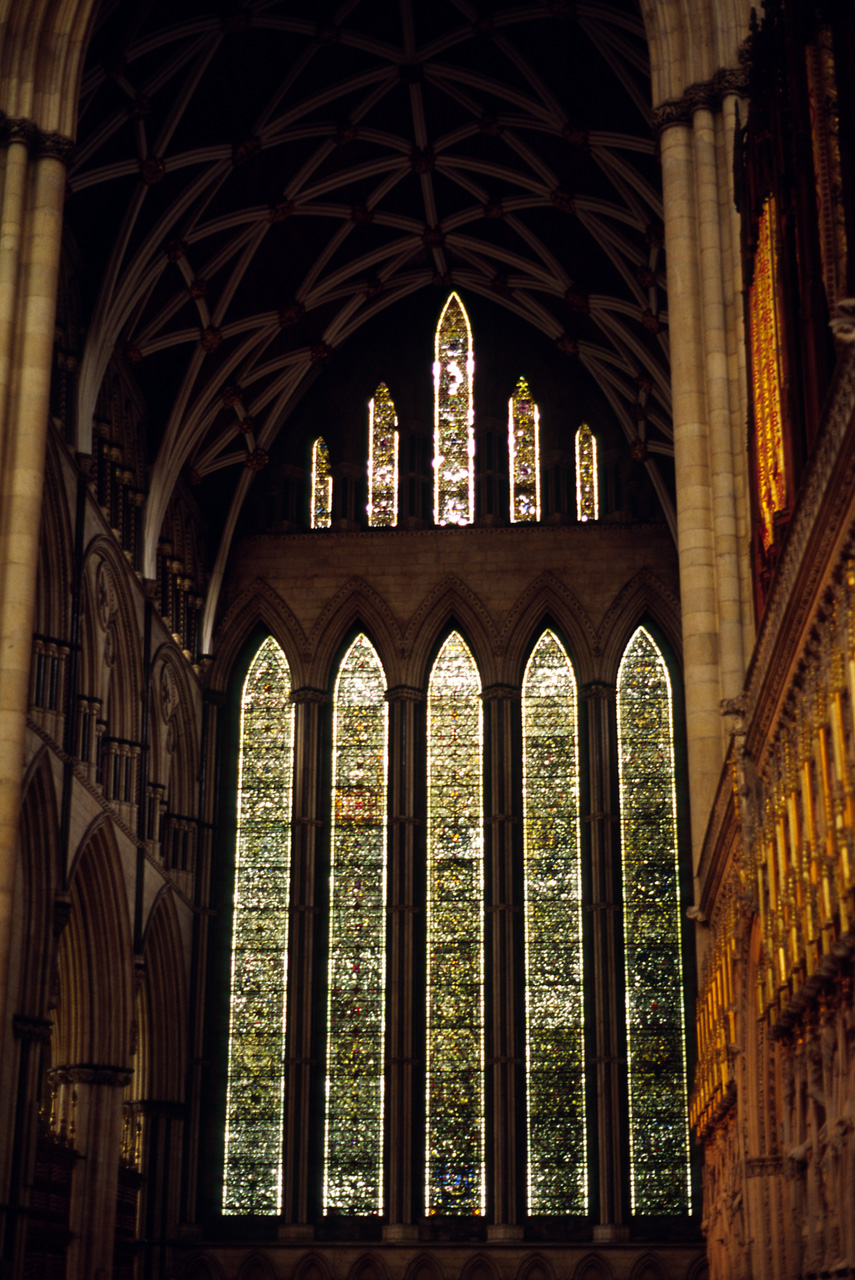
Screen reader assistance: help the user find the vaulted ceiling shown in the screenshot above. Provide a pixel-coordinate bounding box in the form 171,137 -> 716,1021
68,0 -> 671,610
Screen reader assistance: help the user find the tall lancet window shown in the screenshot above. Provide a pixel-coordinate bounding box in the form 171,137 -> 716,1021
223,638 -> 294,1214
324,635 -> 388,1213
522,632 -> 586,1213
575,424 -> 598,522
426,633 -> 484,1215
433,293 -> 475,527
509,377 -> 540,522
312,437 -> 332,529
617,628 -> 689,1214
368,384 -> 398,528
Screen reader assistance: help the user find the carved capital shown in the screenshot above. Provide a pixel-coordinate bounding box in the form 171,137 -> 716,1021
290,686 -> 327,705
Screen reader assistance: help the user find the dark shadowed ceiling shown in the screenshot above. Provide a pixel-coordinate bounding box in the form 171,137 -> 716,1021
67,0 -> 672,615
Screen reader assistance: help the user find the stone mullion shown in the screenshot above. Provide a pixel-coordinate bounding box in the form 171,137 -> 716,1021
281,687 -> 326,1233
582,681 -> 626,1237
482,683 -> 522,1235
383,685 -> 423,1238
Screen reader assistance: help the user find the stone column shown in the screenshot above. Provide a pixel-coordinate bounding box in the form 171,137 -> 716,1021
0,135 -> 71,1039
582,681 -> 627,1238
383,685 -> 424,1239
482,683 -> 523,1237
280,686 -> 327,1235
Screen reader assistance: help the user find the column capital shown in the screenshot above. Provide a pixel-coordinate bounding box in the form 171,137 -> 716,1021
290,686 -> 327,705
385,684 -> 423,703
481,682 -> 520,703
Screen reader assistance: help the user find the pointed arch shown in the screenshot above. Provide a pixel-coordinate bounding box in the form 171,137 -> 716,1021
347,1254 -> 391,1280
402,1255 -> 444,1280
179,1255 -> 226,1280
368,382 -> 399,527
405,575 -> 498,689
522,631 -> 586,1214
292,1253 -> 333,1280
627,1255 -> 670,1280
617,627 -> 690,1214
312,437 -> 333,528
235,1254 -> 277,1280
324,635 -> 388,1215
434,292 -> 475,527
500,572 -> 598,687
18,750 -> 62,1015
307,577 -> 403,693
514,1255 -> 557,1280
596,569 -> 682,682
211,578 -> 308,695
223,636 -> 294,1215
425,631 -> 484,1216
459,1255 -> 500,1280
573,1256 -> 615,1280
139,889 -> 187,1103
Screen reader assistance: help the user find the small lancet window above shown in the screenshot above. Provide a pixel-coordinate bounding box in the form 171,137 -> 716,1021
750,194 -> 788,550
433,292 -> 475,527
575,424 -> 598,522
311,437 -> 332,529
509,377 -> 540,523
367,383 -> 398,528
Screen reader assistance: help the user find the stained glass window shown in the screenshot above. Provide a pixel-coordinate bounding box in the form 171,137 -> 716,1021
324,635 -> 388,1214
509,377 -> 540,523
312,437 -> 332,529
426,632 -> 484,1215
575,424 -> 598,522
749,197 -> 787,550
368,384 -> 398,528
223,637 -> 294,1214
617,627 -> 689,1215
433,293 -> 475,527
522,632 -> 586,1213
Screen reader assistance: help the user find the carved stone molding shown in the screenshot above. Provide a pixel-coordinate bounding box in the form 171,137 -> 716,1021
0,112 -> 75,162
49,1063 -> 133,1088
653,64 -> 749,134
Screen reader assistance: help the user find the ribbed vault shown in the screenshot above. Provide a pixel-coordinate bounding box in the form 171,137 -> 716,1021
67,0 -> 673,598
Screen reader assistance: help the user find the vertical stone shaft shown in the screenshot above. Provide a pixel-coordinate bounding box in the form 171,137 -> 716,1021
582,682 -> 624,1230
483,684 -> 521,1229
384,685 -> 423,1234
0,148 -> 67,1039
283,688 -> 326,1225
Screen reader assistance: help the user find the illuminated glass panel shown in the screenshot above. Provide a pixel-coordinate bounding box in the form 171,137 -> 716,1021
223,638 -> 293,1214
749,197 -> 787,550
433,293 -> 475,526
617,628 -> 689,1214
368,384 -> 399,528
312,437 -> 332,529
324,635 -> 388,1214
426,633 -> 484,1215
509,377 -> 540,523
575,424 -> 598,522
522,632 -> 586,1213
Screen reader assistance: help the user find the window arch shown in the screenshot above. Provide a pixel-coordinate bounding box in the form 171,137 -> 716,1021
509,377 -> 540,523
522,630 -> 585,1213
312,438 -> 332,529
425,631 -> 484,1215
223,637 -> 294,1215
433,293 -> 475,527
324,634 -> 388,1213
616,626 -> 689,1214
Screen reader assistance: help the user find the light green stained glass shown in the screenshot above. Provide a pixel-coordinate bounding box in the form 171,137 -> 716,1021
324,635 -> 388,1214
312,437 -> 332,528
509,377 -> 540,523
368,384 -> 398,527
433,293 -> 475,527
426,633 -> 484,1215
223,637 -> 293,1214
575,424 -> 598,522
617,627 -> 690,1214
523,632 -> 586,1213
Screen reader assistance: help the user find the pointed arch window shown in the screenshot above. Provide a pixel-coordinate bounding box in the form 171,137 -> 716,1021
575,424 -> 598,522
368,384 -> 399,528
522,631 -> 586,1213
425,632 -> 484,1215
223,637 -> 294,1214
433,293 -> 475,527
617,627 -> 689,1214
749,195 -> 788,550
324,635 -> 388,1213
312,437 -> 332,529
509,377 -> 540,523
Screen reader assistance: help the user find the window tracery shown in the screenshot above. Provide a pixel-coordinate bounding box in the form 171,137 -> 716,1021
617,627 -> 689,1214
433,294 -> 475,527
509,378 -> 540,523
223,637 -> 294,1215
368,385 -> 398,528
